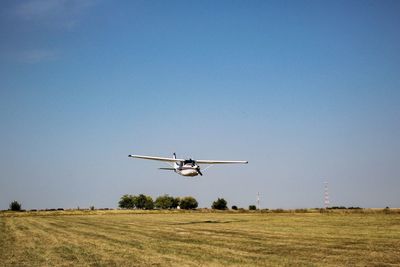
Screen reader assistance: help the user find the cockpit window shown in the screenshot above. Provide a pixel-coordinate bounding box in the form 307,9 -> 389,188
183,159 -> 195,165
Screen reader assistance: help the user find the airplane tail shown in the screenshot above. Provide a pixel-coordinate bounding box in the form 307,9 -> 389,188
172,153 -> 179,169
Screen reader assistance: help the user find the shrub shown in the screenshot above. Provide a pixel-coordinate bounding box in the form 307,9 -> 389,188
179,196 -> 198,209
249,205 -> 257,210
272,208 -> 284,213
295,209 -> 308,213
9,201 -> 21,211
231,205 -> 238,210
212,198 -> 228,210
328,206 -> 346,210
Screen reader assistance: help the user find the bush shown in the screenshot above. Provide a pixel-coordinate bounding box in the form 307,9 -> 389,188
179,196 -> 198,209
249,205 -> 257,210
272,208 -> 285,213
295,209 -> 308,213
328,206 -> 347,210
231,205 -> 238,210
212,198 -> 228,210
9,201 -> 21,211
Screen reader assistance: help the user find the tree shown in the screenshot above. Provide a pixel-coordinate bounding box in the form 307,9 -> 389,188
231,205 -> 238,210
118,194 -> 135,209
134,194 -> 154,210
134,194 -> 146,209
144,196 -> 154,210
172,197 -> 180,209
9,201 -> 21,211
212,198 -> 228,210
155,194 -> 175,209
249,205 -> 257,210
179,196 -> 198,209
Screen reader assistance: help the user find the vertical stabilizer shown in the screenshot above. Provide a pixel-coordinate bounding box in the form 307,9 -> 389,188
173,153 -> 179,170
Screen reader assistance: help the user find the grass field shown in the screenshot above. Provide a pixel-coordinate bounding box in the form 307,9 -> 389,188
1,210 -> 399,266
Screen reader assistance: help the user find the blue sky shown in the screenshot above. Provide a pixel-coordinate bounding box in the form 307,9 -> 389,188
1,0 -> 399,210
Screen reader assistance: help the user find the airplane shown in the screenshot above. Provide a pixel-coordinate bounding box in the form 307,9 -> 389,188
128,153 -> 248,177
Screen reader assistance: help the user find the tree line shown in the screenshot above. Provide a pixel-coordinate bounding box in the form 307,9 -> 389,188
118,194 -> 235,210
118,194 -> 199,210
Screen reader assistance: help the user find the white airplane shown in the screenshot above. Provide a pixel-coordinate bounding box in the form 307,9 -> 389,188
128,153 -> 248,177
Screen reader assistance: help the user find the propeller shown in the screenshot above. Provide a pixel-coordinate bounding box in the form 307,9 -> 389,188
196,166 -> 203,176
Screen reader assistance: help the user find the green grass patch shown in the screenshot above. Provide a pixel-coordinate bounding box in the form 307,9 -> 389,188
1,210 -> 399,266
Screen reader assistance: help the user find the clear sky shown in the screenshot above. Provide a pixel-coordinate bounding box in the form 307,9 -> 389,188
1,0 -> 399,210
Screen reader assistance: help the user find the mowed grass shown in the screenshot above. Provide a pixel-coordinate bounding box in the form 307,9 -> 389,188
1,211 -> 400,266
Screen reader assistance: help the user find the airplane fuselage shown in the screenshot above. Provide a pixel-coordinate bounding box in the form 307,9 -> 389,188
177,168 -> 199,176
174,163 -> 200,177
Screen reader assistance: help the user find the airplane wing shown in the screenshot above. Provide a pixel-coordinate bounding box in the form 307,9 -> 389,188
128,155 -> 184,162
196,160 -> 248,164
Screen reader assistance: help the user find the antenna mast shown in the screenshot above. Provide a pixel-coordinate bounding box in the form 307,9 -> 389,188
324,181 -> 330,209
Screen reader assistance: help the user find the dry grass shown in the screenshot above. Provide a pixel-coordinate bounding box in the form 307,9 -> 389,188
1,210 -> 399,266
